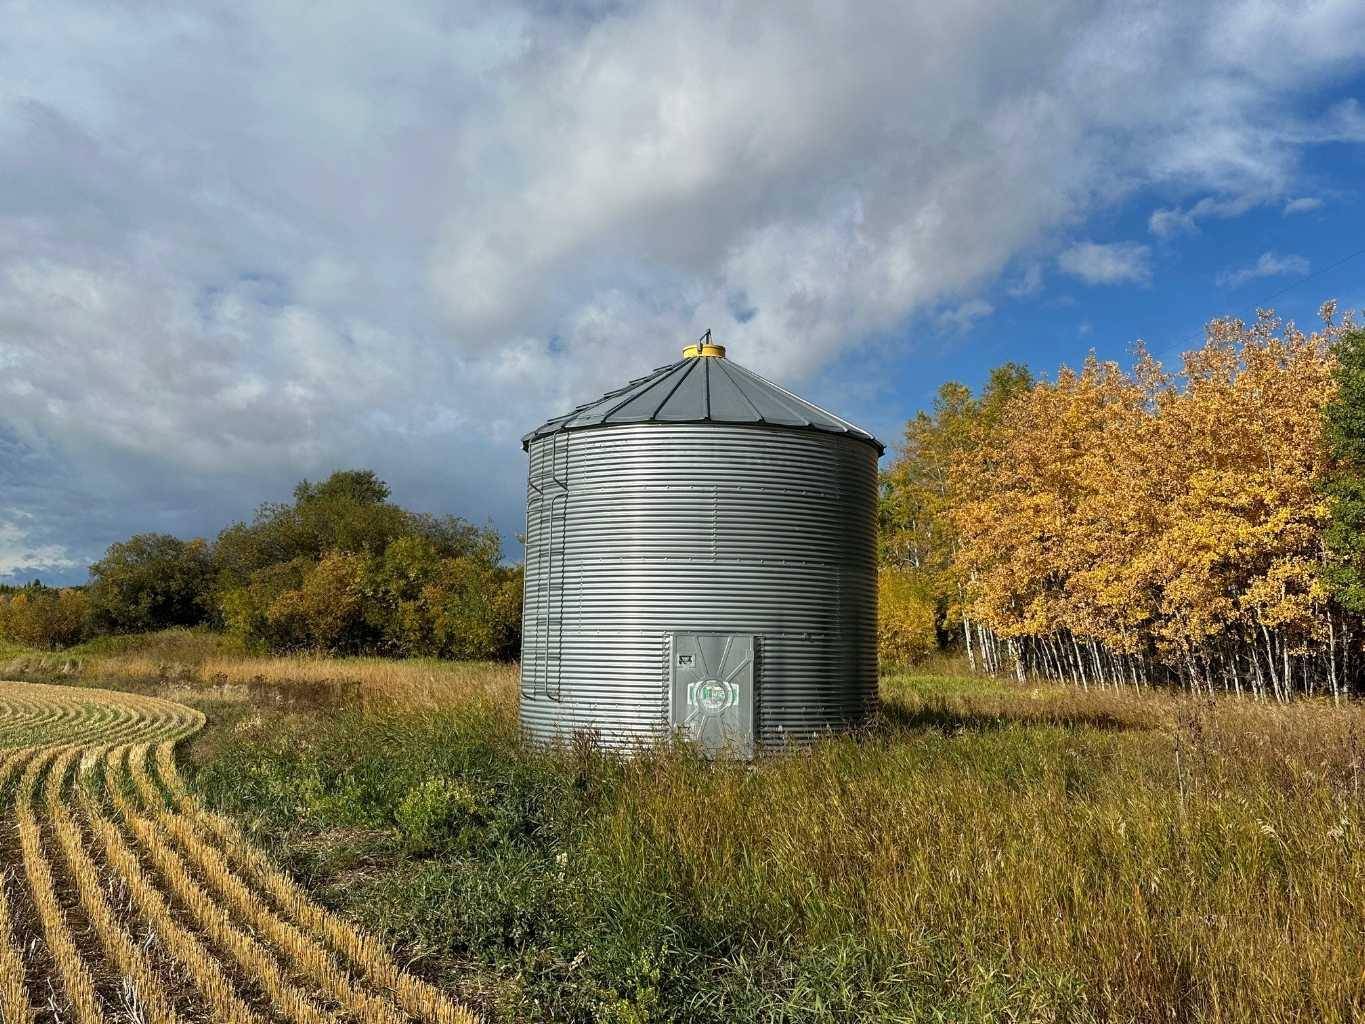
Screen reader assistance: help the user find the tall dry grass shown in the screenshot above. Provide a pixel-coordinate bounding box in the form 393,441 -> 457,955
578,677 -> 1365,1021
192,656 -> 518,712
2,629 -> 518,714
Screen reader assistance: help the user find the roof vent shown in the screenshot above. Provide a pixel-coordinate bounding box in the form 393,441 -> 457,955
682,328 -> 726,359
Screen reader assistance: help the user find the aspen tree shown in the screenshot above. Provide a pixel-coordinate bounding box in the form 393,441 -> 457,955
932,305 -> 1351,695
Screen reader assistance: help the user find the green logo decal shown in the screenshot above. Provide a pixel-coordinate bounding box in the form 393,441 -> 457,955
689,679 -> 739,714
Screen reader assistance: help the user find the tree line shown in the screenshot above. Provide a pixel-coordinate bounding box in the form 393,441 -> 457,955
9,303 -> 1364,689
0,471 -> 521,659
880,303 -> 1365,700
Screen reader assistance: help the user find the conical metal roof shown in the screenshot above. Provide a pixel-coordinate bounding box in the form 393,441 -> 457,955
522,348 -> 884,453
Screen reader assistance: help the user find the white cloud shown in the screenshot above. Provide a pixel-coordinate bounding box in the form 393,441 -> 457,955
1007,263 -> 1045,298
1,0 -> 1364,572
1284,196 -> 1325,215
0,518 -> 76,579
1217,251 -> 1311,288
1057,241 -> 1153,285
1307,97 -> 1365,142
935,299 -> 994,333
1148,207 -> 1199,237
1148,194 -> 1261,237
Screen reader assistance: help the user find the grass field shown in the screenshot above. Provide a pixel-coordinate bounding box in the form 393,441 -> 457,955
4,634 -> 1365,1022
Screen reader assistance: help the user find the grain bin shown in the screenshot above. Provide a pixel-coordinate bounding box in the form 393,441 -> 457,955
520,337 -> 883,757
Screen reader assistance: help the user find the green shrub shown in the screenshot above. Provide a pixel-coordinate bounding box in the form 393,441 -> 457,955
1324,327 -> 1365,611
0,585 -> 90,649
395,777 -> 486,854
424,559 -> 523,661
88,533 -> 216,633
266,550 -> 375,653
37,469 -> 524,662
221,540 -> 520,659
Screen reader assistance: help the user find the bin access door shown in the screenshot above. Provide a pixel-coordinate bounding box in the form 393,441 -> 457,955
670,632 -> 755,758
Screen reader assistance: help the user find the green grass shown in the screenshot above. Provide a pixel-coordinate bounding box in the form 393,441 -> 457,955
179,670 -> 1365,1024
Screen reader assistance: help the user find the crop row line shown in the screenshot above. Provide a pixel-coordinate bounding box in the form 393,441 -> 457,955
0,680 -> 476,1023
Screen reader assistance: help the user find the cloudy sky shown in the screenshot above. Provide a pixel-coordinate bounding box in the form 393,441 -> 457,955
4,0 -> 1365,583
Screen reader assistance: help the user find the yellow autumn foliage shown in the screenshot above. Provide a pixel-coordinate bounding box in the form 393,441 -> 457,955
877,568 -> 938,668
935,305 -> 1350,697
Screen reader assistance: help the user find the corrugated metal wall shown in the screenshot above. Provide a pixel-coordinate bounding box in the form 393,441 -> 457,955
521,422 -> 879,752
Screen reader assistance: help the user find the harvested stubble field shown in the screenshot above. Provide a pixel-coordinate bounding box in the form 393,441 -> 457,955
0,679 -> 476,1024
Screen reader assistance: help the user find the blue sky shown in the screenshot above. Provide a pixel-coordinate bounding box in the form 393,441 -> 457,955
816,83 -> 1365,451
3,2 -> 1365,585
